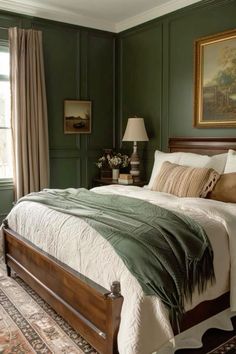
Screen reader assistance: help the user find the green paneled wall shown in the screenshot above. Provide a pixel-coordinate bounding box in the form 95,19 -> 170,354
1,0 -> 236,219
169,0 -> 236,139
0,11 -> 115,218
118,23 -> 162,179
118,0 -> 236,179
0,181 -> 14,224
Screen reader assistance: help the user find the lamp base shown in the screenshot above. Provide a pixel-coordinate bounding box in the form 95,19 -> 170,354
130,142 -> 140,182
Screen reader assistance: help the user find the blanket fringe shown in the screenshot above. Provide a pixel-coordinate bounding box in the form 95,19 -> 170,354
172,247 -> 216,331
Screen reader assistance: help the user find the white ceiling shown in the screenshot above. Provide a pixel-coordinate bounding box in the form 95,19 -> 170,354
0,0 -> 202,32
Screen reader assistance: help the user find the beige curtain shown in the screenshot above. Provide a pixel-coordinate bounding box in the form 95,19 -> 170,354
9,27 -> 49,200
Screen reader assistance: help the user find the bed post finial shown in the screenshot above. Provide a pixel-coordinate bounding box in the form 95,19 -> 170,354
109,281 -> 121,298
2,219 -> 9,229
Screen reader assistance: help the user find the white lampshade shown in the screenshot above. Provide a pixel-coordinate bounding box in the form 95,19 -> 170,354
122,118 -> 149,142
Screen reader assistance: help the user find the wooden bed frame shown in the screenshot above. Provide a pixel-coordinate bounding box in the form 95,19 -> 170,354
2,137 -> 236,354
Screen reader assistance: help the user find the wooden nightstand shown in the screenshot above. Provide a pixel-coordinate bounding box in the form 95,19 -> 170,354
93,178 -> 147,187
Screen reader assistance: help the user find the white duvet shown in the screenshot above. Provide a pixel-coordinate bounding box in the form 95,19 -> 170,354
3,185 -> 236,354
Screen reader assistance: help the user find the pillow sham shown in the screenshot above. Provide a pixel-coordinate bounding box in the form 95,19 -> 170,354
224,149 -> 236,173
208,172 -> 236,203
151,161 -> 220,198
147,150 -> 227,189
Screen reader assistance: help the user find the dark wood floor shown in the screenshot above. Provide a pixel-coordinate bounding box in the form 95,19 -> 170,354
176,317 -> 236,354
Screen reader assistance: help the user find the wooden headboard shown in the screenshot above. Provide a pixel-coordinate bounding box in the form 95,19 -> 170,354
169,137 -> 236,155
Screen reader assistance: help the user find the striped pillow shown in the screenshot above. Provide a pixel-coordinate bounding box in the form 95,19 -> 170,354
151,161 -> 220,198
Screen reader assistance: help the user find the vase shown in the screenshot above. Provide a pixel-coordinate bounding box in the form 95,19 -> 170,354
112,168 -> 119,180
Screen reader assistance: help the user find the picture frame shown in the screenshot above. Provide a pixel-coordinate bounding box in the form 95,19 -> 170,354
64,100 -> 92,134
194,29 -> 236,128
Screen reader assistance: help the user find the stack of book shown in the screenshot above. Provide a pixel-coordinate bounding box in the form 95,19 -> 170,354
118,174 -> 133,185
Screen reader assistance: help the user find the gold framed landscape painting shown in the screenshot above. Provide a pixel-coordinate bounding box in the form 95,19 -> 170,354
64,100 -> 92,134
194,29 -> 236,127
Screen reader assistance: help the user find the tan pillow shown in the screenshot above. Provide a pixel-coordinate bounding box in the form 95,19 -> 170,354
208,173 -> 236,203
151,161 -> 220,198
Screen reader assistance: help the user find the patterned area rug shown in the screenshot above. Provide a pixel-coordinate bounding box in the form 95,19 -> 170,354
0,265 -> 98,353
208,337 -> 236,354
0,264 -> 235,354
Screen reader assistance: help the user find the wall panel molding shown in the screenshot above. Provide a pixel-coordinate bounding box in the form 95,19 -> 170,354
118,22 -> 163,161
50,149 -> 80,159
75,30 -> 81,150
161,19 -> 170,152
117,0 -> 236,181
118,37 -> 123,150
86,32 -> 116,152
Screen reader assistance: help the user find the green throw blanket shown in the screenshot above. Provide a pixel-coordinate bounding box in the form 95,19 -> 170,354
18,188 -> 215,327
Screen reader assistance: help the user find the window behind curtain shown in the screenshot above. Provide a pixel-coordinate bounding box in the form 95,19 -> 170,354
0,44 -> 12,179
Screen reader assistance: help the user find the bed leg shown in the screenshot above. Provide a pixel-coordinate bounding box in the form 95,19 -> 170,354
2,219 -> 11,277
6,265 -> 11,277
105,281 -> 123,354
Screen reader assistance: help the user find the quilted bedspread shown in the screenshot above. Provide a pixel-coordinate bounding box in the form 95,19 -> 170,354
2,185 -> 236,354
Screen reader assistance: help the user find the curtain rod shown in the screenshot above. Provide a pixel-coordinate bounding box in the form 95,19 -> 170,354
0,26 -> 8,31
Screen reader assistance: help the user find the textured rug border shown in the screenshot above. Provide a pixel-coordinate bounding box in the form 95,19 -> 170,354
0,266 -> 97,354
208,335 -> 236,354
14,275 -> 97,353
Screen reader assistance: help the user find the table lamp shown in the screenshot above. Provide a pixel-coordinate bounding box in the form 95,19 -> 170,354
122,117 -> 149,182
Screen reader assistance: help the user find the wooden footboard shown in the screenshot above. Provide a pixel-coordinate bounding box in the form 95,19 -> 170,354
2,219 -> 230,353
2,220 -> 123,354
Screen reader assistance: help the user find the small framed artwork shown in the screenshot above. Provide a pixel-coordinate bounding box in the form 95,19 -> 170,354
64,100 -> 92,134
194,29 -> 236,128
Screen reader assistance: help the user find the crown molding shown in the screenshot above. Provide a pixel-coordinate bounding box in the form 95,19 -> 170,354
115,0 -> 202,33
0,0 -> 202,33
0,0 -> 116,32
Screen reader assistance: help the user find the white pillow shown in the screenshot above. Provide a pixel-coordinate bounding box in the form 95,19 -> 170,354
147,150 -> 227,189
224,149 -> 236,173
